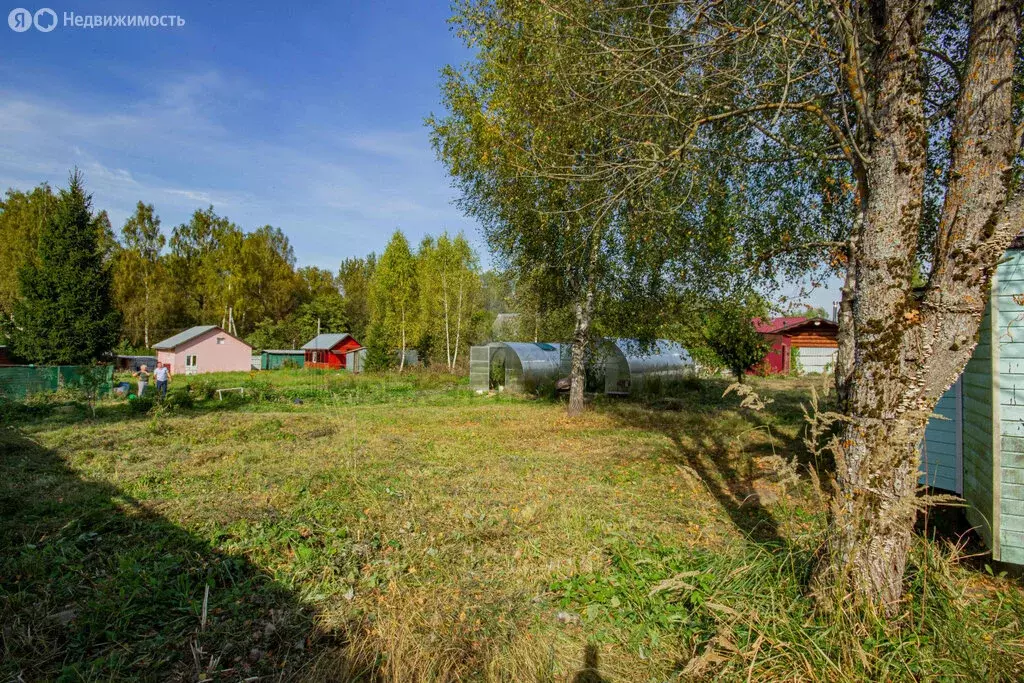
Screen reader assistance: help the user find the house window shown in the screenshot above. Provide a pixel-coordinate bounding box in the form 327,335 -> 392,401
186,355 -> 198,368
216,337 -> 225,345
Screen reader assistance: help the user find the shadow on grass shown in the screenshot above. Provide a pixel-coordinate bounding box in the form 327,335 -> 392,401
0,426 -> 370,681
572,644 -> 610,683
594,379 -> 828,550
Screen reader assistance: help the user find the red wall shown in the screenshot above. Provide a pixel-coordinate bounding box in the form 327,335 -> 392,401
305,337 -> 362,369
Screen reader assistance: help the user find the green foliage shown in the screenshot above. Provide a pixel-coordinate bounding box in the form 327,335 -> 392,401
0,184 -> 58,319
185,377 -> 217,401
368,231 -> 419,368
704,307 -> 772,381
417,232 -> 480,369
337,254 -> 376,342
551,541 -> 718,649
243,376 -> 277,402
10,172 -> 121,364
114,201 -> 167,347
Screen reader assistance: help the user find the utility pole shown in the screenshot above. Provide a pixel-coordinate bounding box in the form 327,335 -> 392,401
317,317 -> 321,336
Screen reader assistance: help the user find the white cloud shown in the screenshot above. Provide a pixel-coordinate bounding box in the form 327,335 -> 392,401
0,73 -> 479,266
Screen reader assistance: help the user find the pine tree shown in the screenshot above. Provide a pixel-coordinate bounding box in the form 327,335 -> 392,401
11,171 -> 121,364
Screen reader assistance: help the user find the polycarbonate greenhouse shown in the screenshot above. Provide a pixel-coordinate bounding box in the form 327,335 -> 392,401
469,342 -> 563,393
472,338 -> 694,396
563,339 -> 695,396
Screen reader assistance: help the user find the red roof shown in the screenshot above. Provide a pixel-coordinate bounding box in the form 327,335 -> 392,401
753,316 -> 808,334
753,316 -> 837,335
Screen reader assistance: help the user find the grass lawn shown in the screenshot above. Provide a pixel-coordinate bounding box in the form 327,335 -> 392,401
2,369 -> 1023,681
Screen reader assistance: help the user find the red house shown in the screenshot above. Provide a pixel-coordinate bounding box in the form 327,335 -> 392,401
301,333 -> 362,369
753,317 -> 839,375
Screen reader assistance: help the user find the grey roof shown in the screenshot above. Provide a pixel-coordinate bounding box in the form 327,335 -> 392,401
262,349 -> 304,354
152,325 -> 220,350
301,333 -> 351,350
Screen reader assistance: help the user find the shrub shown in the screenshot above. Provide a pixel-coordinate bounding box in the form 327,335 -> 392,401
163,390 -> 194,410
243,377 -> 277,402
127,396 -> 154,415
186,377 -> 217,401
704,311 -> 771,381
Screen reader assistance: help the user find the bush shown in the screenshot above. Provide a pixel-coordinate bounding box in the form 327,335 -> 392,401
186,377 -> 217,401
704,311 -> 771,381
163,390 -> 194,410
243,377 -> 277,402
127,396 -> 154,415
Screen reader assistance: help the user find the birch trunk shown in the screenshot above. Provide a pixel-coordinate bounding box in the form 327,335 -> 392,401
567,288 -> 593,417
399,306 -> 407,373
452,278 -> 464,370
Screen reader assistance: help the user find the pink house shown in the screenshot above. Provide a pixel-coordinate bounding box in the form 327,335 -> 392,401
152,325 -> 252,375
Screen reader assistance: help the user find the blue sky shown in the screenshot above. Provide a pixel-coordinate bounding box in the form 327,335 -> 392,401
1,0 -> 837,310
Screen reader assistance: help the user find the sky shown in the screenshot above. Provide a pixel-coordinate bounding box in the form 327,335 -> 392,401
0,0 -> 838,312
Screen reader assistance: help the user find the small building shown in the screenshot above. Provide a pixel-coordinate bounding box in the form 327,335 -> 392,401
115,355 -> 157,372
260,349 -> 305,370
753,317 -> 839,374
345,347 -> 367,373
921,240 -> 1024,566
153,325 -> 252,376
302,333 -> 362,370
471,338 -> 694,396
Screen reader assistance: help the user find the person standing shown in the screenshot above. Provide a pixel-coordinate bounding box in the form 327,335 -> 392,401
154,362 -> 169,398
133,364 -> 150,398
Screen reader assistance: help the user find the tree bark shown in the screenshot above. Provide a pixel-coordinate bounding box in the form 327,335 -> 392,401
814,0 -> 1021,610
399,305 -> 406,373
567,287 -> 593,416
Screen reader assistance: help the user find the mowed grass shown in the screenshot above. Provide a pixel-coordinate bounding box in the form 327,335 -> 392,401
2,370 -> 1023,681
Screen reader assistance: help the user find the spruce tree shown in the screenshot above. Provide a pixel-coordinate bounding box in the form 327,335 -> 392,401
11,171 -> 121,364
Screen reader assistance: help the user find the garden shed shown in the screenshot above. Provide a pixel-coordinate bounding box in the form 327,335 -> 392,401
345,347 -> 367,373
302,333 -> 362,369
573,339 -> 695,396
921,239 -> 1024,565
260,349 -> 305,370
469,342 -> 563,393
754,317 -> 839,374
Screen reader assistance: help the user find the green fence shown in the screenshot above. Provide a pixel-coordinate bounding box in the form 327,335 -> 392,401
0,365 -> 115,401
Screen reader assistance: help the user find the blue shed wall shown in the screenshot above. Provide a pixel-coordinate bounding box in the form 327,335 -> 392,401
920,379 -> 960,493
962,286 -> 997,555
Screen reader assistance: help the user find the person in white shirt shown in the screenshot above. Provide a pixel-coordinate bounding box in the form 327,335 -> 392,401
154,362 -> 170,398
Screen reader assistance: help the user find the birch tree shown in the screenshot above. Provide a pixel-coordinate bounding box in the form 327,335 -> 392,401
418,232 -> 481,371
120,202 -> 165,347
444,0 -> 1023,609
369,231 -> 419,372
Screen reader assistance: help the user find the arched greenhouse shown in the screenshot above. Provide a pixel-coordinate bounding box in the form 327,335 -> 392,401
471,338 -> 693,396
469,342 -> 563,393
565,339 -> 695,396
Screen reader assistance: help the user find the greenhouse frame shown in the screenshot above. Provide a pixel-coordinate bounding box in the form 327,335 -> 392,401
577,339 -> 695,396
469,342 -> 563,393
471,338 -> 693,396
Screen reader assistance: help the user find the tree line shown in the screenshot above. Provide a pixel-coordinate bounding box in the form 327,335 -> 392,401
0,173 -> 513,369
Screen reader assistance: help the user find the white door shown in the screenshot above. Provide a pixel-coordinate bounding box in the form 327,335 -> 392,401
795,347 -> 837,374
